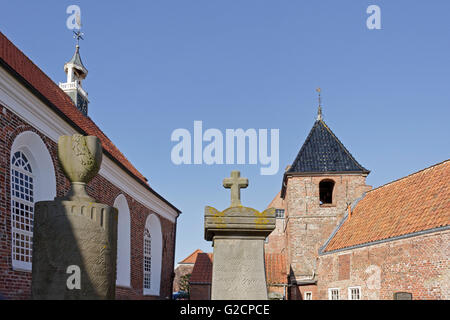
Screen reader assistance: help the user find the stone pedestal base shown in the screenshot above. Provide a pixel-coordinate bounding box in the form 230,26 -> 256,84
211,237 -> 267,300
205,206 -> 275,300
31,199 -> 118,299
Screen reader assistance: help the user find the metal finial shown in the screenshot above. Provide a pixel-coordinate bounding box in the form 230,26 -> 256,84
73,30 -> 84,46
316,87 -> 323,121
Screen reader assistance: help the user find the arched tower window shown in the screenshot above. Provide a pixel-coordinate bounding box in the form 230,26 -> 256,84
10,151 -> 34,270
319,179 -> 335,205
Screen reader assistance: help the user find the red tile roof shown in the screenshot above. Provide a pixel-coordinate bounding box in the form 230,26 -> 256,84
324,160 -> 450,253
189,252 -> 287,285
0,31 -> 180,213
189,253 -> 213,284
179,249 -> 203,264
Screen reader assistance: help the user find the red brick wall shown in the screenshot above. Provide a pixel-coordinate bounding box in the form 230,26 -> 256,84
190,284 -> 210,300
296,284 -> 318,300
265,217 -> 287,255
0,104 -> 176,300
338,254 -> 350,281
317,230 -> 450,300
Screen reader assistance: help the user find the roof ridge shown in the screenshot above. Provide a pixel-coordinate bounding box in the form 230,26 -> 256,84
0,32 -> 63,96
366,159 -> 450,194
179,249 -> 203,264
0,31 -> 180,214
288,121 -> 319,171
288,118 -> 369,174
319,119 -> 369,173
322,159 -> 450,253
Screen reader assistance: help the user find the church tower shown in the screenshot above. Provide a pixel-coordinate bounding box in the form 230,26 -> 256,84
281,90 -> 371,299
59,40 -> 89,115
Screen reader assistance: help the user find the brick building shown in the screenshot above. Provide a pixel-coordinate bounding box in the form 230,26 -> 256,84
189,252 -> 213,300
265,106 -> 449,300
0,31 -> 181,299
173,249 -> 203,293
318,160 -> 449,300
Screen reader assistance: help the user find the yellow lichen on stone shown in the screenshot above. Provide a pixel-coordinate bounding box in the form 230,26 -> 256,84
210,207 -> 227,228
254,210 -> 269,228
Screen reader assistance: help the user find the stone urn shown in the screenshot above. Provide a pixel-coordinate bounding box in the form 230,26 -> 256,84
32,134 -> 117,300
58,134 -> 102,201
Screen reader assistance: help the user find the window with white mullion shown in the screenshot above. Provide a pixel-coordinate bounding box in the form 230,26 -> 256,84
348,287 -> 361,300
275,209 -> 285,218
328,288 -> 340,300
10,151 -> 34,270
143,228 -> 152,291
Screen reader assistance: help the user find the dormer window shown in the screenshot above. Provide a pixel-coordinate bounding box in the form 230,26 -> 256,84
319,179 -> 335,205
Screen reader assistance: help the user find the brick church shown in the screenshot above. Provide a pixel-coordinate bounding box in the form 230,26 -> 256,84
0,32 -> 181,299
263,106 -> 449,300
188,101 -> 449,300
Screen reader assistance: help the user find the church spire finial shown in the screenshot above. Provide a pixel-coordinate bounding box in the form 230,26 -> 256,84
73,30 -> 84,47
316,87 -> 323,121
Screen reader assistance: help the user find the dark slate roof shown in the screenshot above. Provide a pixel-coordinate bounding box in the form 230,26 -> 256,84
288,120 -> 369,174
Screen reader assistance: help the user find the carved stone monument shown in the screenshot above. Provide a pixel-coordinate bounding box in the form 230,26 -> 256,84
31,134 -> 118,299
205,171 -> 276,300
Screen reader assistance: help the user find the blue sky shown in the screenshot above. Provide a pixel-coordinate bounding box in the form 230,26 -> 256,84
1,1 -> 449,264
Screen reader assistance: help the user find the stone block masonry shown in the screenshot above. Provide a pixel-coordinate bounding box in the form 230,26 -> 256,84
283,174 -> 370,280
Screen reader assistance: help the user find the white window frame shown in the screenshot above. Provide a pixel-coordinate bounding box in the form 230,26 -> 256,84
9,131 -> 57,272
348,286 -> 361,300
304,291 -> 312,300
143,228 -> 152,292
10,150 -> 35,271
142,214 -> 162,296
328,288 -> 340,300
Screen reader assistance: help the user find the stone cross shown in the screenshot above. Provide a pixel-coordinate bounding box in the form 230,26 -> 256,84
223,170 -> 248,207
205,170 -> 276,300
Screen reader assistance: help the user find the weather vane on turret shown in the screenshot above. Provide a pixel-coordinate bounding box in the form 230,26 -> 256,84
72,10 -> 83,46
61,6 -> 89,116
73,30 -> 84,46
316,87 -> 323,121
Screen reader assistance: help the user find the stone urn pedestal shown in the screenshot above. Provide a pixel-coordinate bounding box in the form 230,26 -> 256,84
31,135 -> 118,299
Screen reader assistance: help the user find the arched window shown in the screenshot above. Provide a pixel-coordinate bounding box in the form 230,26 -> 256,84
10,151 -> 34,270
143,228 -> 152,290
10,131 -> 56,271
143,214 -> 162,296
319,179 -> 335,205
113,194 -> 131,287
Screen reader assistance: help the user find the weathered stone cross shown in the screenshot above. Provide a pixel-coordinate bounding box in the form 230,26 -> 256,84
223,170 -> 248,207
